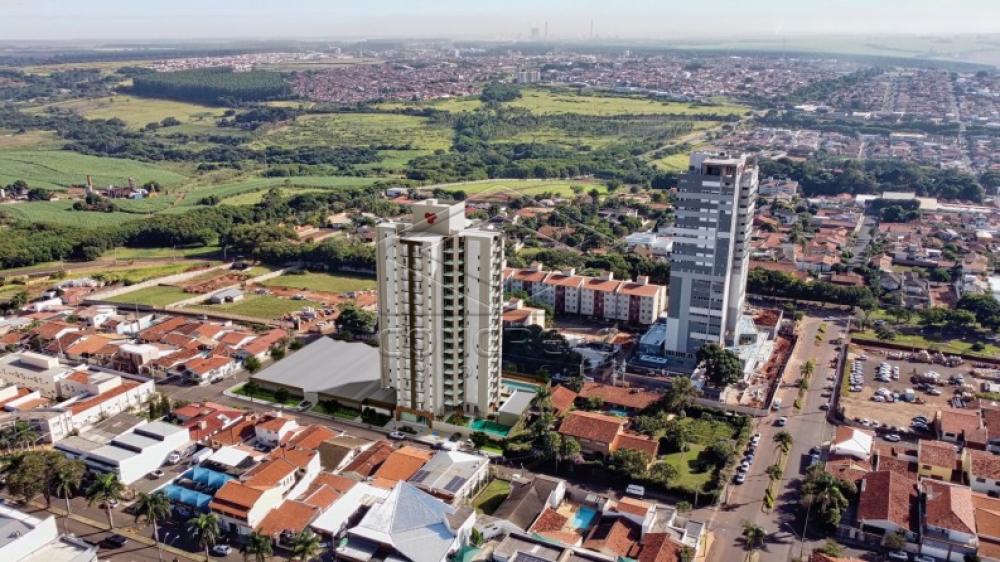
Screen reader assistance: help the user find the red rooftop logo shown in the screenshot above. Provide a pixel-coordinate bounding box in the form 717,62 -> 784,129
424,212 -> 437,224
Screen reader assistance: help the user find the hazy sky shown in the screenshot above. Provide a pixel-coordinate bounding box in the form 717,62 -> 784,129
2,0 -> 999,41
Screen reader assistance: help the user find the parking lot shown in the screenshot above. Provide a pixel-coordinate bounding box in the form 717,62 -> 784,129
839,344 -> 976,433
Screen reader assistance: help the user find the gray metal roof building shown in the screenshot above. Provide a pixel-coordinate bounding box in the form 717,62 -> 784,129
250,337 -> 395,407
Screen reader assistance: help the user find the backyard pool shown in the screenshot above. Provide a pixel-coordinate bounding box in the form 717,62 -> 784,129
571,505 -> 598,529
470,418 -> 512,437
502,379 -> 540,394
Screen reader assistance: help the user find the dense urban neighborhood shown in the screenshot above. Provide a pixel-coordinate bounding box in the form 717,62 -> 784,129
0,15 -> 999,562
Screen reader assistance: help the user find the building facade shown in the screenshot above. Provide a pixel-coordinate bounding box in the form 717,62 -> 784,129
665,152 -> 758,356
376,200 -> 503,421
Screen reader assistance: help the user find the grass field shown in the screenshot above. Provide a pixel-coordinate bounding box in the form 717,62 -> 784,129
0,130 -> 62,151
507,89 -> 747,117
180,175 -> 380,208
431,179 -> 607,198
853,330 -> 1000,359
105,285 -> 192,307
471,479 -> 511,515
0,150 -> 188,191
232,383 -> 302,406
651,152 -> 695,171
222,187 -> 328,206
102,246 -> 221,260
1,201 -> 155,227
263,272 -> 376,293
258,113 -> 451,151
29,95 -> 226,130
188,294 -> 319,320
95,262 -> 208,284
660,444 -> 713,491
377,96 -> 483,114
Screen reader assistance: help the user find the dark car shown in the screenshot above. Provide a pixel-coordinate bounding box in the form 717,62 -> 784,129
103,534 -> 128,548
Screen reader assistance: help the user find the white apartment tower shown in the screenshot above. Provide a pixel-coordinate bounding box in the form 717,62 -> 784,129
376,200 -> 504,421
664,152 -> 758,357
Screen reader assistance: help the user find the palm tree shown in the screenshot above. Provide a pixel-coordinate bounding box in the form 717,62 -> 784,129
241,532 -> 273,562
188,512 -> 221,561
741,521 -> 766,561
773,431 -> 793,455
801,467 -> 855,528
51,459 -> 85,530
134,491 -> 172,562
289,529 -> 322,561
85,472 -> 125,529
800,359 -> 815,378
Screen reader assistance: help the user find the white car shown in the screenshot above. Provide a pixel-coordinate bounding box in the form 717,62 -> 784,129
884,433 -> 901,442
167,452 -> 182,464
388,431 -> 407,440
887,552 -> 908,562
775,417 -> 788,427
734,472 -> 746,484
913,555 -> 936,562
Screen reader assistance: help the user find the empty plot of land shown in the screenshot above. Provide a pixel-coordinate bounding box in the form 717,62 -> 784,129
262,272 -> 376,294
28,95 -> 227,130
0,150 -> 188,191
187,294 -> 319,320
434,179 -> 607,198
258,113 -> 451,151
105,285 -> 191,307
508,89 -> 746,117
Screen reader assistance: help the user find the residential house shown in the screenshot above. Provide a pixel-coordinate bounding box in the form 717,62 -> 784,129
966,449 -> 1000,496
920,480 -> 978,562
938,409 -> 984,445
409,450 -> 489,504
857,470 -> 917,539
317,435 -> 373,472
919,440 -> 959,481
557,411 -> 659,461
829,426 -> 875,462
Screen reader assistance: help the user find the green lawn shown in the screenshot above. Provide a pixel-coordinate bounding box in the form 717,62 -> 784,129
188,294 -> 320,320
1,201 -> 154,227
105,285 -> 191,307
28,95 -> 226,130
102,246 -> 220,260
678,417 -> 739,445
0,150 -> 188,190
233,384 -> 302,406
433,179 -> 607,198
256,113 -> 452,151
94,262 -> 208,285
263,272 -> 376,293
659,444 -> 713,491
507,89 -> 747,117
651,152 -> 692,172
472,479 -> 512,515
180,176 -> 380,208
0,130 -> 63,151
853,329 -> 1000,359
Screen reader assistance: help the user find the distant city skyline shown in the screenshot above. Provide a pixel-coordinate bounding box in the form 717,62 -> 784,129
2,0 -> 999,42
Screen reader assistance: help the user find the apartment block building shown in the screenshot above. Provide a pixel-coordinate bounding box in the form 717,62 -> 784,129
503,265 -> 667,325
665,152 -> 758,357
376,200 -> 504,421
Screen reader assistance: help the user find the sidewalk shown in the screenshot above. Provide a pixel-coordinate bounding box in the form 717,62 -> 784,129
30,500 -> 206,562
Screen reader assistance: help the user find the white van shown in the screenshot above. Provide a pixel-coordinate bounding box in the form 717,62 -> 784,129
625,484 -> 645,498
772,398 -> 782,410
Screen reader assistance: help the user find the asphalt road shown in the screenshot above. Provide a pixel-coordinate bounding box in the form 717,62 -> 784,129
702,313 -> 863,562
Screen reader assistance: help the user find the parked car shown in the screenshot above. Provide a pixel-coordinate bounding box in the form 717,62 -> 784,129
775,417 -> 788,427
103,534 -> 128,548
884,434 -> 901,442
211,544 -> 232,556
913,555 -> 936,562
886,552 -> 908,561
388,431 -> 406,440
734,472 -> 746,484
819,403 -> 830,411
148,469 -> 164,479
625,484 -> 645,498
167,452 -> 182,464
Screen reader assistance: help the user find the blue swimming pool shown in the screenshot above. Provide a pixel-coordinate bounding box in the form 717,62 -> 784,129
571,505 -> 598,529
502,379 -> 540,394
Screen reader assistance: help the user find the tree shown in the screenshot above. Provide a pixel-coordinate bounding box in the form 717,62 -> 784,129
610,449 -> 650,480
51,457 -> 85,527
134,491 -> 172,562
663,419 -> 693,453
242,533 -> 273,562
800,360 -> 815,378
741,521 -> 767,560
773,431 -> 793,454
244,356 -> 262,373
882,530 -> 907,551
557,435 -> 581,466
875,324 -> 897,341
660,376 -> 700,415
470,432 -> 490,449
4,451 -> 47,503
801,465 -> 855,528
703,440 -> 735,467
649,462 -> 678,486
765,464 -> 783,481
188,513 -> 221,560
336,303 -> 377,335
814,539 -> 844,557
697,344 -> 744,387
289,529 -> 322,561
86,472 -> 125,529
274,387 -> 290,405
269,345 -> 286,360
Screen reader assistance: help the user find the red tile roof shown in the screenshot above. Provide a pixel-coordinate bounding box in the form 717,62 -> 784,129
858,470 -> 916,531
636,533 -> 683,562
343,441 -> 394,477
550,385 -> 578,416
938,408 -> 982,439
924,480 -> 976,535
583,517 -> 641,558
558,411 -> 625,445
579,382 -> 660,410
968,449 -> 1000,481
210,481 -> 263,518
371,446 -> 432,484
613,433 -> 659,460
919,439 -> 958,470
69,381 -> 139,415
256,500 -> 318,537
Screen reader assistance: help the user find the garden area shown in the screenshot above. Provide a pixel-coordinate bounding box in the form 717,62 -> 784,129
232,382 -> 301,407
471,478 -> 512,515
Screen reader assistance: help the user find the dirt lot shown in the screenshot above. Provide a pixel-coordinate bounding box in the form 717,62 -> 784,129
839,343 -> 979,432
